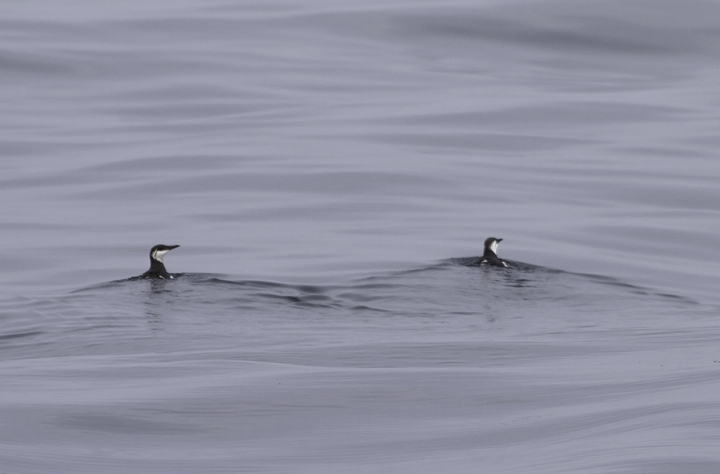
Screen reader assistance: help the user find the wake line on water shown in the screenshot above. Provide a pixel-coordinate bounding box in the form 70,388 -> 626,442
65,255 -> 698,311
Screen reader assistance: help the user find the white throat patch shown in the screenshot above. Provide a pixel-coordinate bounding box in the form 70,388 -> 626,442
152,249 -> 169,263
489,240 -> 499,254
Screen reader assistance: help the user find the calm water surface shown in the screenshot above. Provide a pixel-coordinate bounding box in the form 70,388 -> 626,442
2,0 -> 720,472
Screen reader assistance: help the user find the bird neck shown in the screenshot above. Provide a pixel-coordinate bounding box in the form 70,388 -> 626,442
148,258 -> 169,276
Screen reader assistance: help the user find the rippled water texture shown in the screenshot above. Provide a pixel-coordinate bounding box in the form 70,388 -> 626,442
2,0 -> 720,472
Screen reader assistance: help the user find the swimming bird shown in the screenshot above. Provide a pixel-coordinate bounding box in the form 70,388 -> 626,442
141,244 -> 179,279
477,237 -> 507,267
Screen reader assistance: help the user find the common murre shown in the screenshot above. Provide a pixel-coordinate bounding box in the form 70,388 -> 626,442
140,244 -> 179,279
477,237 -> 507,267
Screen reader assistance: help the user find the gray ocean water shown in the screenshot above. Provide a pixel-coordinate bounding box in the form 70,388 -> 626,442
2,0 -> 720,472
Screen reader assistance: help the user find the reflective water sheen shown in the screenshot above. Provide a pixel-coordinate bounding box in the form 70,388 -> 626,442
2,0 -> 720,472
